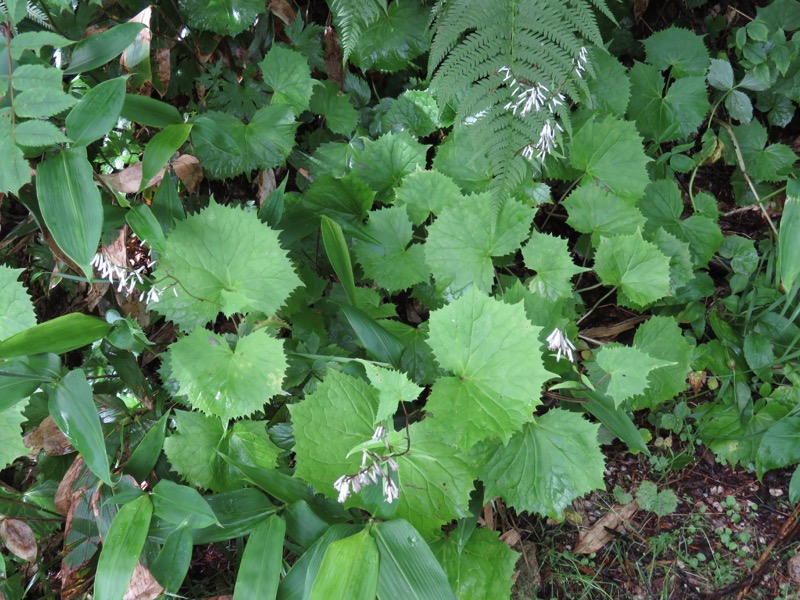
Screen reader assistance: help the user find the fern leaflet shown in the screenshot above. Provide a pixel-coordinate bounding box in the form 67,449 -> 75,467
326,0 -> 387,63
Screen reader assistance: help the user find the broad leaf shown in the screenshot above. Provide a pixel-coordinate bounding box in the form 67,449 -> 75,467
139,124 -> 193,191
393,169 -> 463,224
569,116 -> 650,202
179,0 -> 262,35
592,346 -> 673,407
13,120 -> 69,147
780,195 -> 800,291
65,23 -> 146,74
756,414 -> 800,476
261,45 -> 314,116
352,132 -> 428,198
150,201 -> 301,330
66,77 -> 127,146
302,173 -> 374,225
430,528 -> 519,600
594,231 -> 671,307
151,526 -> 192,594
522,231 -> 587,300
643,26 -> 710,77
479,409 -> 605,519
354,206 -> 429,292
234,516 -> 286,600
152,480 -> 218,529
36,148 -> 103,278
0,136 -> 31,195
349,1 -> 431,72
309,81 -> 359,136
309,529 -> 378,600
425,194 -> 533,297
0,399 -> 29,470
0,314 -> 110,359
361,363 -> 423,423
166,329 -> 287,421
425,289 -> 552,450
563,183 -> 646,246
0,266 -> 35,340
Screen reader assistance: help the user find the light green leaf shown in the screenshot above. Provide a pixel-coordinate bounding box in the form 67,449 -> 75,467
152,480 -> 218,529
425,194 -> 533,297
726,89 -> 753,123
309,529 -> 378,600
780,195 -> 800,292
382,90 -> 441,137
36,148 -> 103,278
756,414 -> 800,477
94,495 -> 152,600
432,131 -> 493,194
652,229 -> 694,293
167,329 -> 287,421
708,58 -> 735,90
569,116 -> 650,202
594,231 -> 671,307
362,363 -> 422,423
139,124 -> 192,191
593,346 -> 673,407
354,206 -> 429,292
13,119 -> 69,147
349,1 -> 430,72
0,266 -> 35,341
121,93 -> 183,128
393,169 -> 463,224
9,32 -> 73,57
234,515 -> 285,600
479,409 -> 605,519
522,231 -> 588,300
309,81 -> 359,136
14,88 -> 78,119
0,136 -> 31,195
48,369 -> 112,486
643,26 -> 710,77
179,0 -> 261,35
66,77 -> 127,146
321,216 -> 358,306
584,48 -> 631,117
124,413 -> 169,481
563,183 -> 646,246
290,370 -> 378,501
372,520 -> 456,600
11,64 -> 62,92
191,106 -> 297,179
302,172 -> 374,224
352,132 -> 428,198
425,289 -> 552,450
430,528 -> 519,600
150,201 -> 301,330
0,398 -> 29,470
261,45 -> 314,116
0,313 -> 110,359
151,526 -> 192,594
65,23 -> 146,75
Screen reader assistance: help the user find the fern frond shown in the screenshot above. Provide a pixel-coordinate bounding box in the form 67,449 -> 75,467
326,0 -> 387,63
26,1 -> 53,30
428,0 -> 612,193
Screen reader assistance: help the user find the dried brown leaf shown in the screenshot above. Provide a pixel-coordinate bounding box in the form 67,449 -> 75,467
122,7 -> 152,71
24,416 -> 73,456
633,0 -> 649,22
123,562 -> 164,600
269,0 -> 296,25
55,457 -> 88,515
0,518 -> 37,561
102,155 -> 203,194
573,501 -> 639,555
256,169 -> 277,206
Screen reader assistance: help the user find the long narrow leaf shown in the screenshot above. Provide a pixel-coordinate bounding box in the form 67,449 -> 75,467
124,412 -> 169,481
36,148 -> 103,278
139,124 -> 193,191
48,369 -> 113,486
0,314 -> 111,359
309,529 -> 379,600
94,494 -> 153,600
66,77 -> 128,145
579,389 -> 650,455
121,94 -> 183,128
320,215 -> 357,305
780,195 -> 800,293
233,515 -> 286,600
65,23 -> 146,74
338,303 -> 404,367
150,526 -> 193,594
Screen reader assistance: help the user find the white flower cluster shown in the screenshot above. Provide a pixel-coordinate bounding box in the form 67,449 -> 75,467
546,328 -> 577,363
91,244 -> 171,304
574,46 -> 589,78
500,67 -> 565,118
333,425 -> 401,504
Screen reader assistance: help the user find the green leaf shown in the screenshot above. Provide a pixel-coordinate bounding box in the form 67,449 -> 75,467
65,23 -> 146,74
361,363 -> 422,424
425,194 -> 533,296
309,529 -> 379,600
628,317 -> 693,410
425,289 -> 552,450
320,215 -> 358,306
0,136 -> 31,195
9,32 -> 73,57
652,229 -> 694,294
594,231 -> 671,307
592,346 -> 673,407
579,389 -> 650,454
780,195 -> 800,291
233,516 -> 285,600
338,303 -> 405,366
291,370 -> 378,500
14,88 -> 78,119
121,94 -> 183,128
191,107 -> 297,179
563,183 -> 646,246
167,329 -> 287,421
432,132 -> 493,194
66,77 -> 127,146
150,201 -> 301,330
371,520 -> 456,600
0,354 -> 60,412
393,169 -> 463,225
139,124 -> 192,191
352,132 -> 428,198
11,64 -> 62,92
643,26 -> 710,77
349,1 -> 430,72
0,314 -> 110,359
152,480 -> 218,529
126,203 -> 167,255
430,528 -> 519,600
479,409 -> 605,519
124,413 -> 169,481
0,266 -> 35,341
151,526 -> 192,594
94,495 -> 152,600
302,173 -> 374,225
354,206 -> 429,292
382,90 -> 441,137
13,120 -> 69,147
0,399 -> 29,470
36,148 -> 103,278
583,49 -> 631,117
261,45 -> 314,116
569,116 -> 650,202
707,58 -> 735,90
179,0 -> 261,35
309,81 -> 359,136
48,369 -> 112,486
522,231 -> 587,300
791,467 -> 800,504
726,90 -> 753,123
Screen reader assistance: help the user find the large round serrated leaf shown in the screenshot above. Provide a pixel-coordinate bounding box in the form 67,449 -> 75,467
179,0 -> 261,35
0,266 -> 35,341
594,231 -> 671,307
150,201 -> 301,330
479,409 -> 605,519
349,1 -> 431,72
260,45 -> 314,116
167,329 -> 287,421
424,289 -> 553,451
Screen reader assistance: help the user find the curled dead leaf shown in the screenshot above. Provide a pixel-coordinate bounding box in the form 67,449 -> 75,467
122,7 -> 152,71
123,562 -> 164,600
573,501 -> 639,555
0,518 -> 37,562
269,0 -> 296,25
102,155 -> 203,195
24,415 -> 73,456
